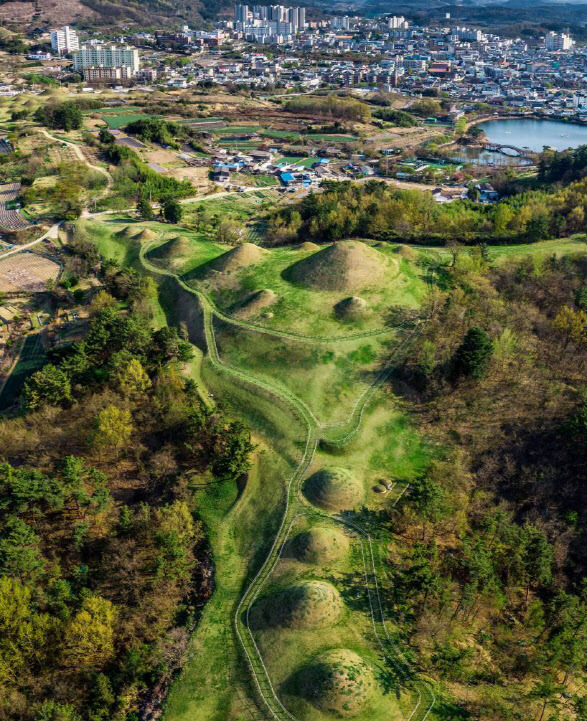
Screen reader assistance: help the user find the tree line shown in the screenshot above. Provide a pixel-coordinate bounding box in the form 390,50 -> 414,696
266,179 -> 587,245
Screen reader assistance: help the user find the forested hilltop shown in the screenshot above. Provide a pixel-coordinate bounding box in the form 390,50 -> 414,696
0,0 -> 231,28
0,254 -> 254,719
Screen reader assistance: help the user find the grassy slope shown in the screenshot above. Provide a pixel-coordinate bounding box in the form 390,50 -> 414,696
213,320 -> 393,425
164,363 -> 307,720
0,334 -> 46,411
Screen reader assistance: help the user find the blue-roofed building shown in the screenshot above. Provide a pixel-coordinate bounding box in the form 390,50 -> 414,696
280,172 -> 296,186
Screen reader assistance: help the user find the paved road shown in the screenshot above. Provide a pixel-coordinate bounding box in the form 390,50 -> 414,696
0,221 -> 62,261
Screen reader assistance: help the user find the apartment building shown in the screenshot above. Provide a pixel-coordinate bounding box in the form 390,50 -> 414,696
544,32 -> 575,52
73,45 -> 140,76
50,26 -> 80,55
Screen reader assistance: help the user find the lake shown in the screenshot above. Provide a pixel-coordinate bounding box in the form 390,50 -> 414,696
476,118 -> 587,153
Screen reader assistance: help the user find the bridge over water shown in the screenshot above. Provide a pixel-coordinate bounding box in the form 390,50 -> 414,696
481,141 -> 536,157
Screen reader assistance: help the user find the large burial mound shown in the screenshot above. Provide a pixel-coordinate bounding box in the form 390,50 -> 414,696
334,296 -> 368,320
298,649 -> 376,717
394,243 -> 416,260
292,526 -> 350,564
304,467 -> 364,512
233,289 -> 277,320
210,243 -> 266,273
287,241 -> 385,292
250,580 -> 343,630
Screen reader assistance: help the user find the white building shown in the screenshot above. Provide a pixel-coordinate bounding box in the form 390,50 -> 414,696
50,26 -> 80,55
544,32 -> 574,51
388,16 -> 409,30
331,16 -> 350,30
234,4 -> 305,31
73,45 -> 140,76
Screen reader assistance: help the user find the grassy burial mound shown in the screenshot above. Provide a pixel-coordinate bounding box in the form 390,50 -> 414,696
299,241 -> 320,251
334,296 -> 369,321
148,236 -> 191,265
209,242 -> 267,273
286,241 -> 386,292
233,289 -> 277,320
250,580 -> 344,630
296,649 -> 376,718
394,244 -> 416,260
292,526 -> 350,564
304,467 -> 365,512
135,228 -> 158,242
116,226 -> 139,239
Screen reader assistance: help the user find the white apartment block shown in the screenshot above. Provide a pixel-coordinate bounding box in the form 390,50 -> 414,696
544,32 -> 574,51
388,16 -> 409,30
73,45 -> 140,75
50,26 -> 80,55
234,4 -> 305,31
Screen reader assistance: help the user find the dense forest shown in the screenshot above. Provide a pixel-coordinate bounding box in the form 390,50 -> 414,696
0,248 -> 254,720
384,248 -> 587,719
266,178 -> 587,245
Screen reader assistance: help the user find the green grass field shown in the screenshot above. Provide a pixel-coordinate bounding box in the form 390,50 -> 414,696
101,113 -> 162,129
163,365 -> 307,720
0,333 -> 47,411
281,157 -> 317,168
213,320 -> 391,425
214,125 -> 263,135
424,234 -> 587,264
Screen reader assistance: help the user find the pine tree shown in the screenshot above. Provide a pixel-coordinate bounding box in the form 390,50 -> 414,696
452,327 -> 493,380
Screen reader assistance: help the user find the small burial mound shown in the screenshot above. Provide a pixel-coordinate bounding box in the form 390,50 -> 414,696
286,240 -> 385,292
394,244 -> 416,260
304,467 -> 364,512
298,649 -> 376,717
233,289 -> 277,320
334,296 -> 368,320
150,236 -> 190,261
292,526 -> 349,564
135,228 -> 157,242
116,226 -> 139,239
210,243 -> 266,273
299,241 -> 320,251
250,580 -> 343,630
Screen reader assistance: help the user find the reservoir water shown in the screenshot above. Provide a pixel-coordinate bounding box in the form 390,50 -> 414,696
476,118 -> 587,152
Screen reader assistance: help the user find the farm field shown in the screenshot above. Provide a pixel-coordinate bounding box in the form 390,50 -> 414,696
102,113 -> 163,129
0,253 -> 60,292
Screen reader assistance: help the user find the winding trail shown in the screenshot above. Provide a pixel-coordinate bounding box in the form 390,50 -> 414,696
36,129 -> 114,196
139,241 -> 436,721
